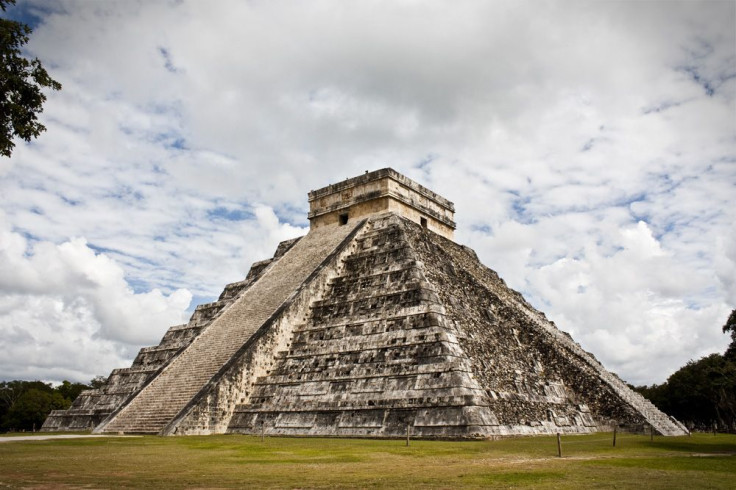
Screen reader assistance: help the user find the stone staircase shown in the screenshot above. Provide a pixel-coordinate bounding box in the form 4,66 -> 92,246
98,223 -> 359,434
228,215 -> 493,438
41,323 -> 202,431
42,256 -> 280,433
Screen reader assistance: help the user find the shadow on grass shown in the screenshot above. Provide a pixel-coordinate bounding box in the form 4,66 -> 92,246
645,436 -> 736,455
583,455 -> 735,473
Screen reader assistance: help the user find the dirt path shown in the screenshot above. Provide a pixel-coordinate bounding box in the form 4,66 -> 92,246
0,434 -> 140,443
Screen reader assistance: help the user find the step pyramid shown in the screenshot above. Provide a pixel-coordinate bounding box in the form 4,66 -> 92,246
44,168 -> 687,437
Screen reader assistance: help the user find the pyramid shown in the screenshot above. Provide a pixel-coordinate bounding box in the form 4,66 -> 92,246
43,169 -> 687,437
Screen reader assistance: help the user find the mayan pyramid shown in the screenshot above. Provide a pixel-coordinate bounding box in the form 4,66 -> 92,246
43,168 -> 687,437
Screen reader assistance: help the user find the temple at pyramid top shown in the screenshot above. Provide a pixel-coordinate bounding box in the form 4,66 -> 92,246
308,168 -> 456,239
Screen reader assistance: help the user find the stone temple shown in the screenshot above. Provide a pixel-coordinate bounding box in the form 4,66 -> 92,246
43,169 -> 687,437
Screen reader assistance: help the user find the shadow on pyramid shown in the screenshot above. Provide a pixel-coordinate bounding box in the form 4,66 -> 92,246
43,169 -> 687,437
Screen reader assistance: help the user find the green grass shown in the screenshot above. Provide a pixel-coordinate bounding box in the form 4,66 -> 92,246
0,432 -> 734,488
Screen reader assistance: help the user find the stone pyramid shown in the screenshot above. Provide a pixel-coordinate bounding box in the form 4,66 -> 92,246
43,169 -> 687,437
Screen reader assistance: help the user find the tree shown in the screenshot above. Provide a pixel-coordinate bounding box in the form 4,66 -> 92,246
634,354 -> 735,431
1,0 -> 61,157
631,382 -> 668,411
89,375 -> 108,390
1,379 -> 94,432
664,354 -> 726,429
1,380 -> 54,431
632,310 -> 736,432
1,388 -> 69,431
0,380 -> 53,410
723,309 -> 736,360
56,380 -> 89,402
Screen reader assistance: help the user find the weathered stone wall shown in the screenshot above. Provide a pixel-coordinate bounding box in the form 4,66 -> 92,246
228,214 -> 495,438
164,222 -> 368,435
404,219 -> 687,435
308,168 -> 456,239
309,197 -> 391,229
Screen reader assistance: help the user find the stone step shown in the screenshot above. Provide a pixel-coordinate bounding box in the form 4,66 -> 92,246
99,223 -> 360,434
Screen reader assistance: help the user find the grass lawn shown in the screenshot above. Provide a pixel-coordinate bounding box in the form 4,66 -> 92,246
0,432 -> 733,488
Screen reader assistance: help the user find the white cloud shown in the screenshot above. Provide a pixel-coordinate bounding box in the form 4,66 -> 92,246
520,220 -> 730,384
0,212 -> 192,381
2,0 -> 734,385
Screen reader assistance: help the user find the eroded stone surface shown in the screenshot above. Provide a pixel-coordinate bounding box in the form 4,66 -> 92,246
309,168 -> 456,239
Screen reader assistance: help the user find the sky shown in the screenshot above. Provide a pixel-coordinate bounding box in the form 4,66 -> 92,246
1,0 -> 734,387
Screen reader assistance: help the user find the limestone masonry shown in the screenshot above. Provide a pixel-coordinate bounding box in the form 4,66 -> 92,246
43,168 -> 687,437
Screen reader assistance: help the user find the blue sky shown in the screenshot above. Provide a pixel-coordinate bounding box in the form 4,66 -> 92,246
0,0 -> 734,386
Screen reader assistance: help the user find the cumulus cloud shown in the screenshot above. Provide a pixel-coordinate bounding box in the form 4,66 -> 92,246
1,0 -> 734,385
521,221 -> 730,384
0,212 -> 192,381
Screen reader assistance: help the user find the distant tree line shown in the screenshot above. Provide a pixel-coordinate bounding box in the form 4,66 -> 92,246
0,377 -> 105,432
632,310 -> 736,432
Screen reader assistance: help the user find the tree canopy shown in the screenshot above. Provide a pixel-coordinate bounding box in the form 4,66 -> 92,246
1,379 -> 92,432
634,309 -> 736,431
723,309 -> 736,360
2,388 -> 68,431
0,0 -> 61,157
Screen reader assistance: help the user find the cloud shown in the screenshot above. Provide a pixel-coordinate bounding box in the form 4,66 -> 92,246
1,0 -> 734,385
0,211 -> 192,381
520,221 -> 730,384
